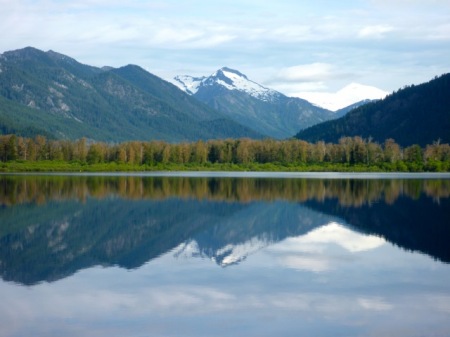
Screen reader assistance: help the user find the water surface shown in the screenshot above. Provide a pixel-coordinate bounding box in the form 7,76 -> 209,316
0,174 -> 449,336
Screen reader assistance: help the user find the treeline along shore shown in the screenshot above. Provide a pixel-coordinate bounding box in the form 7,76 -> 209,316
1,134 -> 449,172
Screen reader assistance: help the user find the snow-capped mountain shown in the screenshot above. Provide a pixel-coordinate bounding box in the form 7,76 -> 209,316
174,68 -> 388,112
173,67 -> 281,102
173,67 -> 335,139
297,83 -> 389,111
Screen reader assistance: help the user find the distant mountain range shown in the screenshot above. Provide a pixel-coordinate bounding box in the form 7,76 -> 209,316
174,67 -> 339,139
297,83 -> 388,111
0,47 -> 261,141
296,74 -> 450,146
1,47 -> 447,145
0,47 -> 376,142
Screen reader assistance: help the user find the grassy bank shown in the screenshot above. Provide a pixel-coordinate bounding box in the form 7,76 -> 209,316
1,160 -> 449,173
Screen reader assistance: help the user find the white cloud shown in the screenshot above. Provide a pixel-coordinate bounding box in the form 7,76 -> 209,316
358,24 -> 394,38
276,63 -> 334,82
0,0 -> 449,95
265,63 -> 360,95
427,23 -> 450,41
267,63 -> 346,91
269,25 -> 315,42
270,81 -> 329,94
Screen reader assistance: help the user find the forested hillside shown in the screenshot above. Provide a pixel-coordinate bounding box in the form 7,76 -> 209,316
296,74 -> 450,146
0,47 -> 261,141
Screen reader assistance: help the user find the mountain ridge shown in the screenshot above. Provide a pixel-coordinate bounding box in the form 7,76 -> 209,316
0,47 -> 262,141
295,73 -> 450,146
174,67 -> 338,139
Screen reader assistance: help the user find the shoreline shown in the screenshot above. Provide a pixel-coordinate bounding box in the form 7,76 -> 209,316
2,171 -> 450,179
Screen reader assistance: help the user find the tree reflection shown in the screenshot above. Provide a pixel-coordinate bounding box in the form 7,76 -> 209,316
1,175 -> 449,206
0,175 -> 449,285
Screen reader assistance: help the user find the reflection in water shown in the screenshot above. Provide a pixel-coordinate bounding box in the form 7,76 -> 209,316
0,175 -> 449,286
1,174 -> 450,337
268,222 -> 386,272
304,194 -> 450,263
1,175 -> 450,206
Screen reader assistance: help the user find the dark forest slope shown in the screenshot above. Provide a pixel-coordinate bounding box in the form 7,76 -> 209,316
296,74 -> 450,146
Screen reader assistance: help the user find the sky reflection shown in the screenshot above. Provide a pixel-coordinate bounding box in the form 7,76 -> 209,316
1,219 -> 449,337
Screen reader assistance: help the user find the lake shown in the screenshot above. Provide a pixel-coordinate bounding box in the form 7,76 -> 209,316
1,173 -> 450,337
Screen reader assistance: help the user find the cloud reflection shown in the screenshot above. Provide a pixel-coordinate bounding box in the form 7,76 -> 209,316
1,249 -> 450,337
270,222 -> 385,272
275,222 -> 385,253
357,297 -> 393,311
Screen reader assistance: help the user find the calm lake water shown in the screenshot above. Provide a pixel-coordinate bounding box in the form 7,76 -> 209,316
1,173 -> 450,337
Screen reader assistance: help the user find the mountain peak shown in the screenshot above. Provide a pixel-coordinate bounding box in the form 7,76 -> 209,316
215,67 -> 249,80
174,67 -> 281,102
297,83 -> 388,111
337,82 -> 388,97
2,46 -> 47,61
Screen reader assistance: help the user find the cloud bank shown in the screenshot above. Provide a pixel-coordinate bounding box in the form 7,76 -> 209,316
0,0 -> 449,94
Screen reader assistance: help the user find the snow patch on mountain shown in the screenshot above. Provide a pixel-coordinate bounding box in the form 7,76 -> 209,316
172,75 -> 204,95
173,236 -> 271,267
174,67 -> 281,102
297,83 -> 389,111
214,237 -> 270,266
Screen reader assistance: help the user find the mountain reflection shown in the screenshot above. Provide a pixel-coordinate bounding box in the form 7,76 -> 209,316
0,175 -> 449,285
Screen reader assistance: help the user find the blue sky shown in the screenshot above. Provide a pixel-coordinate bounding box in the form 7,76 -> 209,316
1,0 -> 449,95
